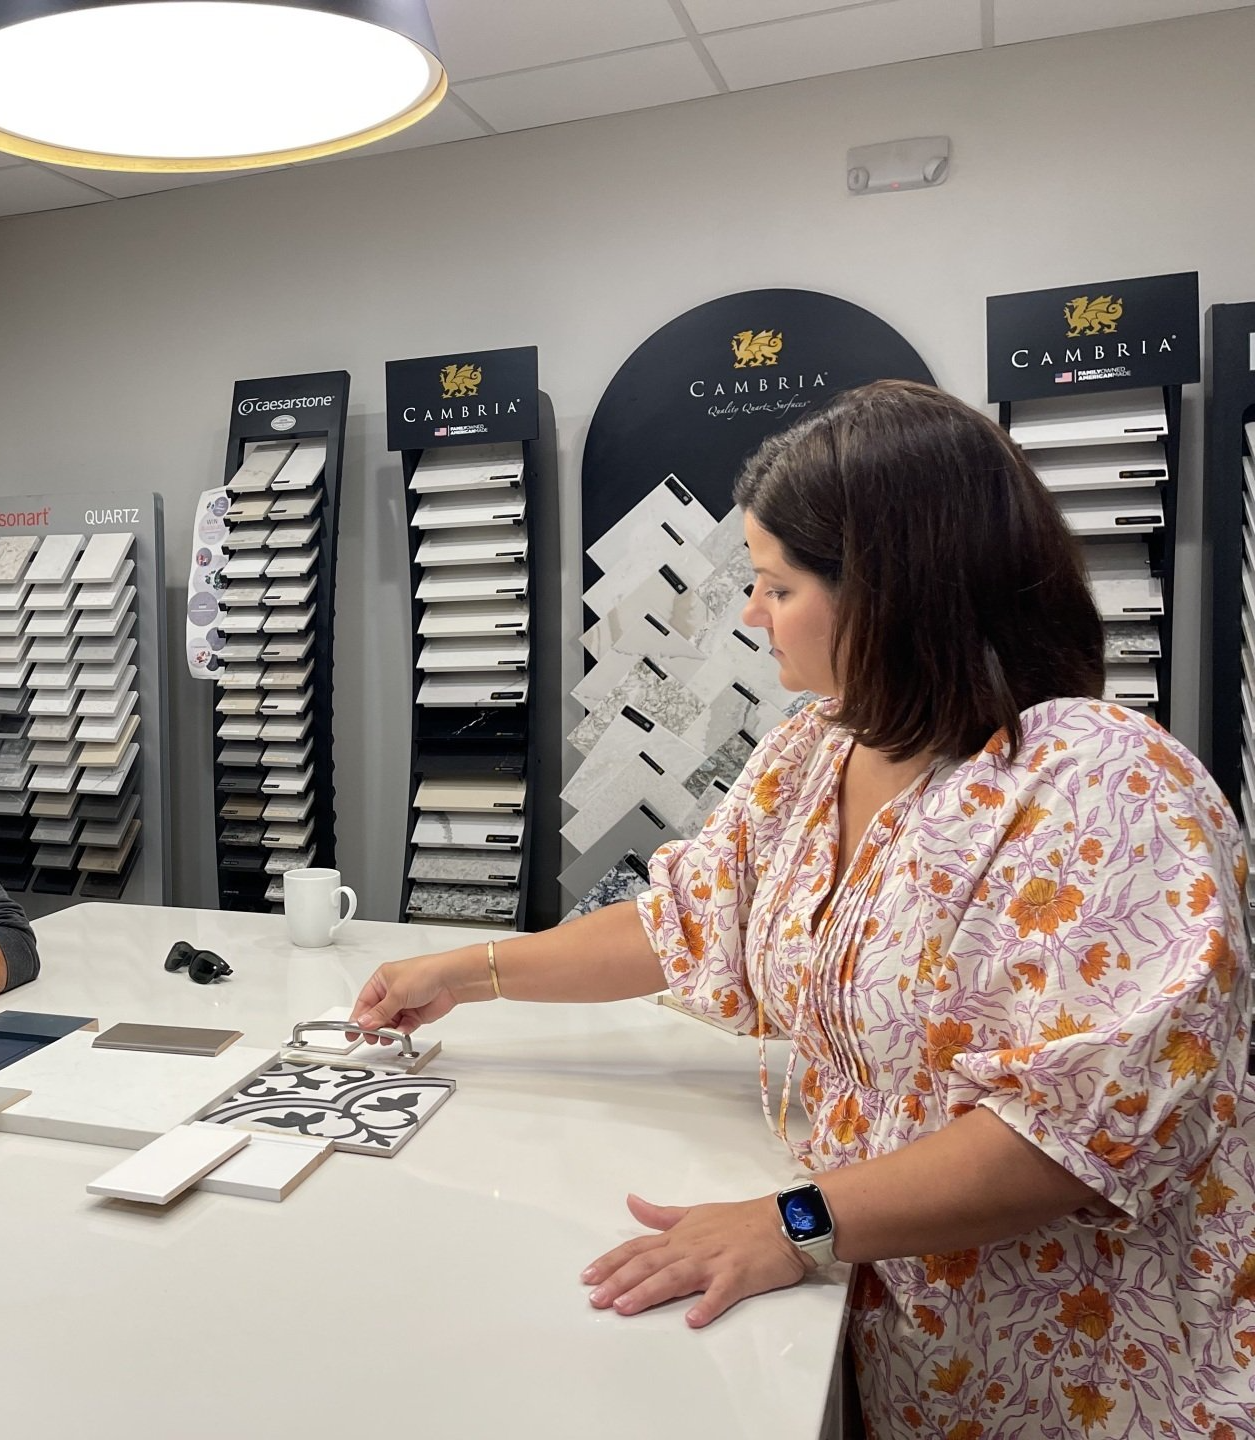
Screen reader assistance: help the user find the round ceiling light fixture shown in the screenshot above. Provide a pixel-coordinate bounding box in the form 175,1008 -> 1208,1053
0,0 -> 446,172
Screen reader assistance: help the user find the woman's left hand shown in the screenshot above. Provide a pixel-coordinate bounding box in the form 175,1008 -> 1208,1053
581,1192 -> 812,1329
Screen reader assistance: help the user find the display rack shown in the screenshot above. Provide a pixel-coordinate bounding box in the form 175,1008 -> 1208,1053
999,387 -> 1181,728
0,492 -> 170,916
210,372 -> 349,912
1202,301 -> 1255,958
385,347 -> 559,930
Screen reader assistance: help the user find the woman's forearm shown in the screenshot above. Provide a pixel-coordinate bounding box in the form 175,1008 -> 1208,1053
436,900 -> 667,1005
816,1106 -> 1109,1263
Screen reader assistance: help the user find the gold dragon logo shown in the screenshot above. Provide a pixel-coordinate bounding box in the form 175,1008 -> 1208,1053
1064,294 -> 1123,337
731,329 -> 783,368
440,362 -> 483,398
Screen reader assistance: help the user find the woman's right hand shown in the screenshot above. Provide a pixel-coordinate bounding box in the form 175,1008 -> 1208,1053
349,954 -> 461,1040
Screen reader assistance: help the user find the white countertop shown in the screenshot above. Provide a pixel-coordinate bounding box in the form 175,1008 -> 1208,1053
2,903 -> 848,1439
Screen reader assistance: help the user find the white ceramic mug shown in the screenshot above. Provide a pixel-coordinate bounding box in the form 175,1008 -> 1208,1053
283,867 -> 357,948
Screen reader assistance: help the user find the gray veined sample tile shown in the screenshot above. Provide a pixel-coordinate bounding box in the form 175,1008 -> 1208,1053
681,732 -> 754,799
265,848 -> 314,874
411,811 -> 524,849
222,523 -> 273,551
418,672 -> 529,707
587,474 -> 718,577
418,636 -> 528,671
223,551 -> 270,580
269,439 -> 326,491
681,680 -> 787,756
77,741 -> 138,795
557,802 -> 675,898
580,545 -> 716,663
416,563 -> 528,603
694,504 -> 749,571
267,519 -> 319,549
563,857 -> 651,922
227,441 -> 295,492
418,600 -> 529,637
29,714 -> 76,741
200,1061 -> 453,1157
0,535 -> 40,585
561,704 -> 705,810
690,545 -> 756,650
567,658 -> 703,758
26,533 -> 84,585
406,884 -> 519,925
684,619 -> 791,707
408,847 -> 522,887
413,490 -> 526,530
1103,621 -> 1161,662
265,547 -> 317,577
559,749 -> 695,853
225,496 -> 273,523
584,513 -> 719,622
71,532 -> 134,586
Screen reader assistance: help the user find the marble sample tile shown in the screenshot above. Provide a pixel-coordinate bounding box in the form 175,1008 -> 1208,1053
681,732 -> 754,799
408,847 -> 522,887
27,581 -> 78,611
0,633 -> 32,663
568,659 -> 703,757
72,588 -> 134,636
74,563 -> 134,610
407,883 -> 519,925
684,620 -> 790,706
0,762 -> 33,792
27,608 -> 76,638
557,802 -> 674,899
695,504 -> 749,571
222,524 -> 273,551
1104,663 -> 1157,705
262,792 -> 313,822
258,689 -> 311,717
79,819 -> 141,874
410,442 -> 523,493
267,519 -> 320,549
0,610 -> 28,636
561,705 -> 705,809
29,740 -> 79,766
75,694 -> 138,744
1103,622 -> 1161,661
0,660 -> 31,689
584,517 -> 719,622
0,789 -> 32,814
265,848 -> 314,874
559,749 -> 695,853
29,689 -> 80,718
72,531 -> 134,585
580,545 -> 716,661
266,547 -> 318,578
418,636 -> 528,671
200,1062 -> 454,1157
0,580 -> 30,611
219,639 -> 266,663
269,439 -> 326,491
196,1128 -> 332,1202
77,669 -> 136,716
411,811 -> 523,849
218,608 -> 266,635
31,815 -> 81,845
260,661 -> 313,689
77,640 -> 136,688
261,740 -> 311,769
413,491 -> 525,529
260,633 -> 313,664
218,665 -> 264,691
563,857 -> 651,922
415,776 -> 525,812
1084,540 -> 1163,620
223,551 -> 270,580
419,600 -> 529,637
587,475 -> 717,576
0,1031 -> 279,1149
690,547 -> 756,650
681,680 -> 787,756
260,711 -> 311,741
29,636 -> 76,664
416,563 -> 528,603
73,612 -> 134,663
267,489 -> 323,522
228,441 -> 295,492
87,1123 -> 249,1205
416,527 -> 528,568
225,496 -> 273,523
262,576 -> 317,607
80,714 -> 140,767
418,672 -> 529,707
0,536 -> 40,585
29,714 -> 76,741
77,741 -> 138,795
26,534 -> 84,585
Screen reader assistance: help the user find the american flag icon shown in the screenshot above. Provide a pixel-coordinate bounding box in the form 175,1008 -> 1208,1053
434,426 -> 448,436
1054,372 -> 1073,384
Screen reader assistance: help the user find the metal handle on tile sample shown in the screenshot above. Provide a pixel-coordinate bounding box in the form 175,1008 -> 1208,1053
286,1020 -> 416,1055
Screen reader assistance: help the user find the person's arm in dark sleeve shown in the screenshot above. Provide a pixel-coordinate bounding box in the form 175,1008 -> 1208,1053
0,886 -> 39,991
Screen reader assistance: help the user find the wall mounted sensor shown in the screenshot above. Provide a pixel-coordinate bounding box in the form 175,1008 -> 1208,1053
847,136 -> 950,195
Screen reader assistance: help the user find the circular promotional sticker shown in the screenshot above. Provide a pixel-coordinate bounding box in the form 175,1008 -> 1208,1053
271,414 -> 296,432
206,627 -> 226,651
187,591 -> 219,627
198,511 -> 226,546
187,639 -> 221,674
210,495 -> 230,518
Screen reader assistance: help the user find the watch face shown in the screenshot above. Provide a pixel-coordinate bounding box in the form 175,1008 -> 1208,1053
777,1184 -> 833,1243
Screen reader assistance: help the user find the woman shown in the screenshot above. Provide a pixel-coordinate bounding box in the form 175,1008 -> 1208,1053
353,381 -> 1254,1436
0,885 -> 38,992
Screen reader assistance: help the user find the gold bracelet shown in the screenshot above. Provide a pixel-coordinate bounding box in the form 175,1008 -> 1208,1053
487,940 -> 502,999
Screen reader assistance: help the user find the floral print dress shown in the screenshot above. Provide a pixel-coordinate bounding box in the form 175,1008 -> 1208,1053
637,699 -> 1255,1438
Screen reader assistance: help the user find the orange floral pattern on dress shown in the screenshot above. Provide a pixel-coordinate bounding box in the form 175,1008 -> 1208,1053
634,700 -> 1254,1437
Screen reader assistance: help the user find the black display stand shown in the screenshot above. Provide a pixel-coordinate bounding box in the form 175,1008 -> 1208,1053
385,347 -> 559,930
1202,303 -> 1255,825
210,372 -> 349,912
997,387 -> 1182,731
0,492 -> 170,917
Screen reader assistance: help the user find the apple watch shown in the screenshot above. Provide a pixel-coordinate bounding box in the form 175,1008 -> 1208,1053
776,1180 -> 837,1265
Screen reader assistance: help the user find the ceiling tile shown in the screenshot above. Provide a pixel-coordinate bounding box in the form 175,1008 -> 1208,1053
0,150 -> 25,171
41,164 -> 290,200
0,164 -> 110,217
457,42 -> 719,133
995,0 -> 1255,45
427,0 -> 685,80
681,0 -> 865,34
705,0 -> 983,87
301,100 -> 490,166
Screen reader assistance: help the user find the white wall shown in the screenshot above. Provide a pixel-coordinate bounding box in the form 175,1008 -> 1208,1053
0,8 -> 1250,918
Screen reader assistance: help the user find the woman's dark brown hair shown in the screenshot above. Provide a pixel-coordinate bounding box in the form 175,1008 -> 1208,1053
733,379 -> 1105,761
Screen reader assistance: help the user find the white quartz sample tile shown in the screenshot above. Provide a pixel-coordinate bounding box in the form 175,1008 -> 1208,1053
26,533 -> 84,585
29,689 -> 79,718
418,636 -> 528,671
568,659 -> 702,757
584,519 -> 717,623
77,640 -> 136,688
74,562 -> 134,609
259,710 -> 311,740
77,671 -> 136,717
587,476 -> 716,576
257,689 -> 310,716
562,706 -> 705,809
265,547 -> 317,578
72,531 -> 134,585
0,633 -> 32,663
73,612 -> 134,663
411,811 -> 523,849
416,563 -> 528,603
72,588 -> 135,636
418,672 -> 529,707
0,580 -> 30,610
261,576 -> 316,607
29,635 -> 76,664
26,581 -> 77,611
418,600 -> 529,637
226,497 -> 273,523
75,692 -> 138,743
0,1031 -> 279,1149
266,520 -> 319,549
416,527 -> 527,568
681,681 -> 787,755
222,524 -> 273,551
27,608 -> 76,638
196,1128 -> 331,1202
227,441 -> 295,492
0,535 -> 40,584
29,661 -> 78,689
410,442 -> 523,494
76,740 -> 138,794
79,713 -> 140,767
87,1123 -> 249,1204
269,439 -> 326,491
413,490 -> 525,529
223,552 -> 271,580
267,489 -> 322,521
560,750 -> 695,853
557,802 -> 675,898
